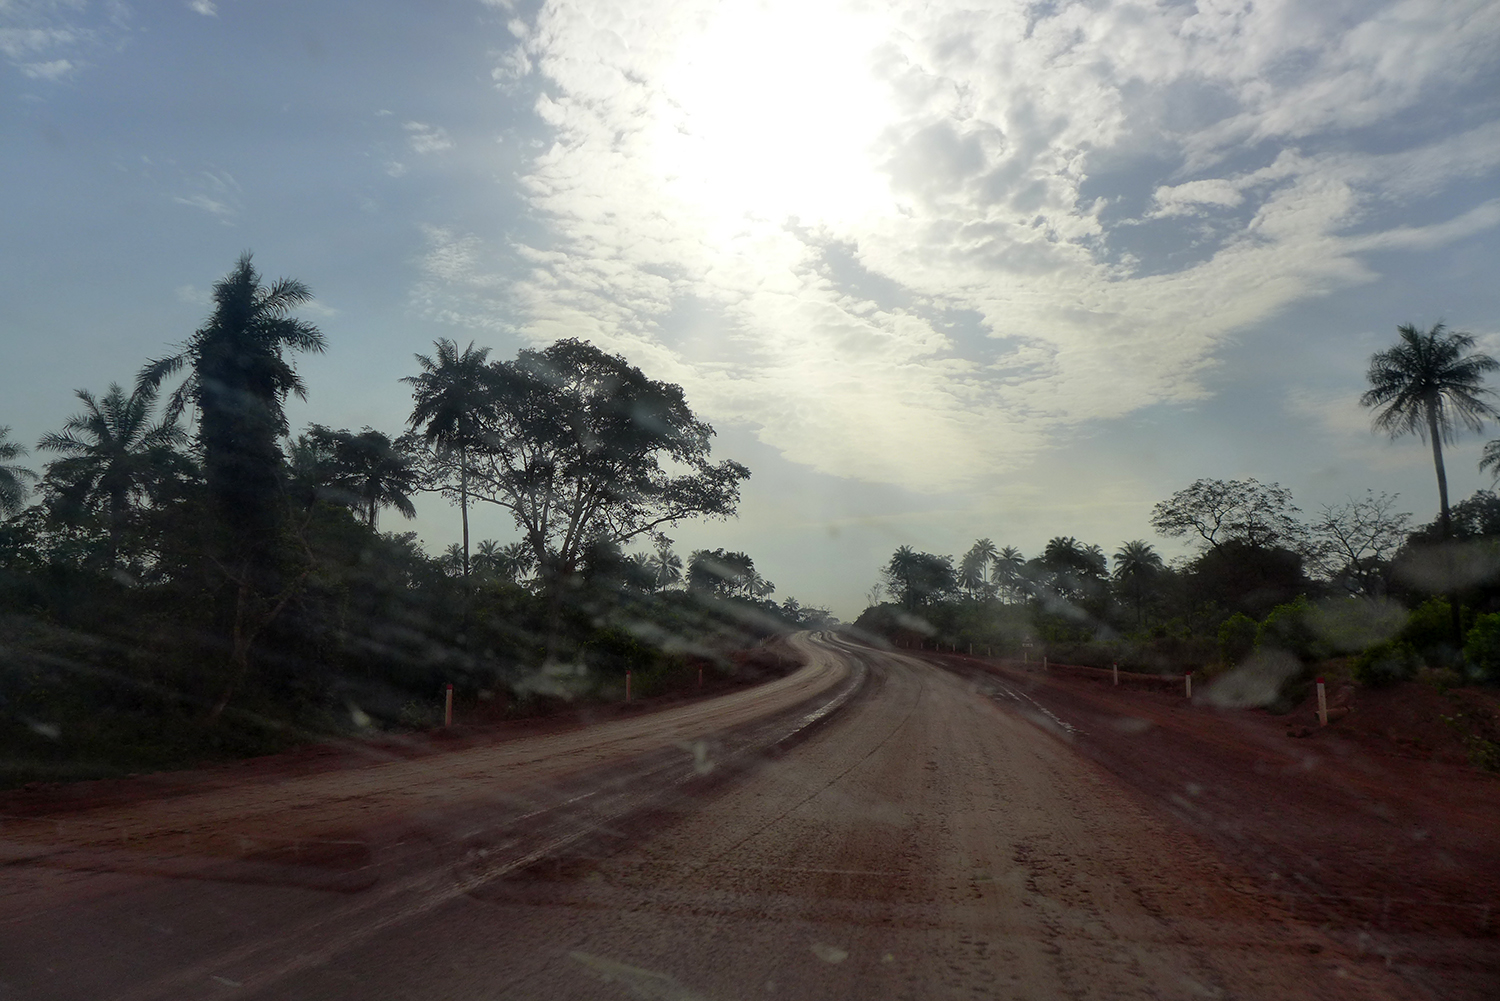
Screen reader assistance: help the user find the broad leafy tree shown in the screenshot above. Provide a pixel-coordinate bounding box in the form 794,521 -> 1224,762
403,339 -> 496,579
882,545 -> 956,609
1362,322 -> 1498,641
0,426 -> 36,519
37,383 -> 190,568
467,339 -> 749,645
1151,478 -> 1303,552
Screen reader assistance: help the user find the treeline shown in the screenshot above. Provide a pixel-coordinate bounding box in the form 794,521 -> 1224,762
859,322 -> 1500,696
859,484 -> 1500,689
0,255 -> 826,786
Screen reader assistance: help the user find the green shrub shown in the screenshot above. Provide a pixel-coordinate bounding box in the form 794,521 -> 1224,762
1217,612 -> 1258,665
1462,612 -> 1500,682
1400,596 -> 1464,660
1256,596 -> 1326,661
1351,639 -> 1421,687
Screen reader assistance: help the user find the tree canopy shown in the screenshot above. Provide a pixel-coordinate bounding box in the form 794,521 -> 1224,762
466,339 -> 750,590
1150,478 -> 1303,551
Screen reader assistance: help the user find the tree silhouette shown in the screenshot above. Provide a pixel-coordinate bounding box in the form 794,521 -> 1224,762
0,426 -> 37,518
1112,539 -> 1163,628
468,339 -> 748,655
137,253 -> 326,716
993,546 -> 1025,603
403,339 -> 496,580
959,538 -> 999,599
1150,478 -> 1303,552
648,539 -> 683,592
139,252 -> 325,575
38,383 -> 189,568
882,546 -> 956,609
1362,322 -> 1498,642
319,426 -> 420,531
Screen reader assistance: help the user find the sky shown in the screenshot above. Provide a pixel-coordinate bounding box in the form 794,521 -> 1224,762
2,0 -> 1499,619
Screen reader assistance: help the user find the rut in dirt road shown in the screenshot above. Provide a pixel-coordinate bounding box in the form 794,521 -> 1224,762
244,636 -> 1418,1001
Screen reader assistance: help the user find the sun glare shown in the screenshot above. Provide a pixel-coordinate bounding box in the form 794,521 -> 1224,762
649,0 -> 897,235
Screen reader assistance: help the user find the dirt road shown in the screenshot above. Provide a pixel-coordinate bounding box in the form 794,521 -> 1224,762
0,636 -> 1429,999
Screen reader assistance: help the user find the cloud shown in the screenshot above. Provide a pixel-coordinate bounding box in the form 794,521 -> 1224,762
19,57 -> 71,79
1,0 -> 133,80
415,0 -> 1500,493
403,121 -> 453,155
171,169 -> 242,221
188,1 -> 217,15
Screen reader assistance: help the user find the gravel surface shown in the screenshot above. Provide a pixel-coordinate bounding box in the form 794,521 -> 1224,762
0,635 -> 1437,999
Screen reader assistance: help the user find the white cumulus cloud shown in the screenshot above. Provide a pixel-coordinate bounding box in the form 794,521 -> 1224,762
415,0 -> 1500,493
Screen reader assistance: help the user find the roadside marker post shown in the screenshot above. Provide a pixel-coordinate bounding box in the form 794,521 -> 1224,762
698,664 -> 703,689
626,670 -> 632,703
1316,676 -> 1328,726
444,683 -> 453,727
1185,671 -> 1193,699
1112,662 -> 1119,686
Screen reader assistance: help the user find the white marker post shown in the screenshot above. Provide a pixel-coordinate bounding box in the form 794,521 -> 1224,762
1316,676 -> 1328,726
625,670 -> 632,703
444,683 -> 453,727
1112,661 -> 1119,686
1184,671 -> 1193,699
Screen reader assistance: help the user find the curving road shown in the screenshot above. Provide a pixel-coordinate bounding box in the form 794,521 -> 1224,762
0,634 -> 1421,1000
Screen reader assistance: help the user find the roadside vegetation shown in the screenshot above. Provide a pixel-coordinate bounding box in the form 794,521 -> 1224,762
0,255 -> 830,787
855,323 -> 1500,764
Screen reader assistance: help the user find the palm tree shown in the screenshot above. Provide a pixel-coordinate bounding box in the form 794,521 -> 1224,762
1112,540 -> 1164,629
993,546 -> 1025,603
328,428 -> 420,531
0,426 -> 37,518
403,340 -> 495,579
649,540 -> 683,592
138,252 -> 325,574
959,538 -> 999,599
1363,322 -> 1499,644
37,383 -> 188,567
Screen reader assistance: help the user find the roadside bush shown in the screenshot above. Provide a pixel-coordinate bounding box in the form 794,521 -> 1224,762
1256,596 -> 1327,661
1351,639 -> 1422,687
1400,596 -> 1466,662
1217,612 -> 1258,666
1462,612 -> 1500,683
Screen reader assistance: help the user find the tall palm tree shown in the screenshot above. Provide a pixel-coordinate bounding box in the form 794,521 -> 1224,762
37,383 -> 188,567
138,252 -> 325,574
0,426 -> 37,518
1362,321 -> 1499,644
959,538 -> 999,599
1112,539 -> 1164,629
403,339 -> 495,579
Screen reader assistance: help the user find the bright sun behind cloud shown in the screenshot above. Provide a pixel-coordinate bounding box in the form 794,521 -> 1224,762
649,0 -> 896,233
440,0 -> 1500,495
